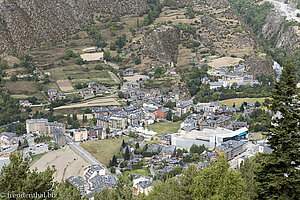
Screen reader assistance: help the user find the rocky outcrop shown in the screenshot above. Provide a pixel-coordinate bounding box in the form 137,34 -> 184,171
276,25 -> 300,52
245,56 -> 274,76
261,10 -> 285,40
0,0 -> 147,54
136,26 -> 180,63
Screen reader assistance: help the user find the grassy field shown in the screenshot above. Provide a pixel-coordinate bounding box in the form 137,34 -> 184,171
80,138 -> 127,166
218,97 -> 269,107
147,121 -> 181,136
4,81 -> 44,99
126,168 -> 149,176
51,65 -> 115,86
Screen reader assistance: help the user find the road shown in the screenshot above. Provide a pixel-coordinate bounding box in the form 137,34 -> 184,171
108,71 -> 121,83
104,60 -> 119,70
266,0 -> 300,22
66,137 -> 111,175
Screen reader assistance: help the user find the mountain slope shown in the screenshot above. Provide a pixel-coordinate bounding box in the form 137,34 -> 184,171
0,0 -> 146,54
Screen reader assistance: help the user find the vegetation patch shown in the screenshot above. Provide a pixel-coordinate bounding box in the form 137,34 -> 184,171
80,138 -> 128,166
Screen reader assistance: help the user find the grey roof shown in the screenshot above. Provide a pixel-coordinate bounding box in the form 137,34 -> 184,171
123,106 -> 137,112
90,126 -> 103,131
161,145 -> 176,155
89,174 -> 116,189
26,119 -> 48,124
0,132 -> 16,140
137,180 -> 152,189
84,165 -> 106,180
93,107 -> 109,113
209,82 -> 223,86
45,122 -> 65,127
108,106 -> 122,112
66,176 -> 89,192
53,129 -> 65,138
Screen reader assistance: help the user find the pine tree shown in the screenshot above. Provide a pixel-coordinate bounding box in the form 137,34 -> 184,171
124,147 -> 130,160
111,155 -> 117,167
135,142 -> 140,149
122,139 -> 126,148
256,61 -> 300,199
0,152 -> 56,197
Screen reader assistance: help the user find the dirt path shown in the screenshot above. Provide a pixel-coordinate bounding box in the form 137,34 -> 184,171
53,97 -> 120,110
108,71 -> 120,83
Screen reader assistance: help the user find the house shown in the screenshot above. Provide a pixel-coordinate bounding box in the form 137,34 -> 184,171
53,128 -> 66,147
80,88 -> 95,99
88,82 -> 98,89
124,68 -> 134,76
160,145 -> 176,159
175,102 -> 193,116
145,116 -> 155,125
232,122 -> 248,130
89,126 -> 104,139
45,122 -> 66,137
72,128 -> 88,142
0,132 -> 18,147
66,176 -> 89,195
196,102 -> 220,113
147,144 -> 162,153
26,119 -> 48,135
19,100 -> 32,107
133,175 -> 153,195
84,165 -> 107,180
123,106 -> 137,115
58,92 -> 66,100
48,89 -> 58,96
88,174 -> 116,191
209,82 -> 227,90
155,108 -> 169,119
201,76 -> 210,84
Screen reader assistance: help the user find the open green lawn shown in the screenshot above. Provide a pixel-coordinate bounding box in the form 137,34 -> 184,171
217,97 -> 270,107
125,168 -> 149,176
50,66 -> 115,85
147,121 -> 181,136
80,138 -> 127,166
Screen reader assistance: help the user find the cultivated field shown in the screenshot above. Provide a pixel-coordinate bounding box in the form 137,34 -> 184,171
50,65 -> 115,86
147,121 -> 181,136
57,80 -> 74,92
208,57 -> 243,68
53,97 -> 120,110
30,146 -> 89,182
4,81 -> 44,99
218,97 -> 269,107
80,52 -> 104,61
80,138 -> 127,166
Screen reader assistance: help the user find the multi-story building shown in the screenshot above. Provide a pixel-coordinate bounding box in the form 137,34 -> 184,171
89,126 -> 105,139
26,119 -> 48,135
0,132 -> 18,148
109,116 -> 126,130
72,129 -> 88,142
53,128 -> 66,147
97,116 -> 109,130
93,107 -> 109,118
45,122 -> 66,137
215,140 -> 246,161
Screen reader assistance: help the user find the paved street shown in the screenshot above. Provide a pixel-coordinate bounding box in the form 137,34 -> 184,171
66,137 -> 111,175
